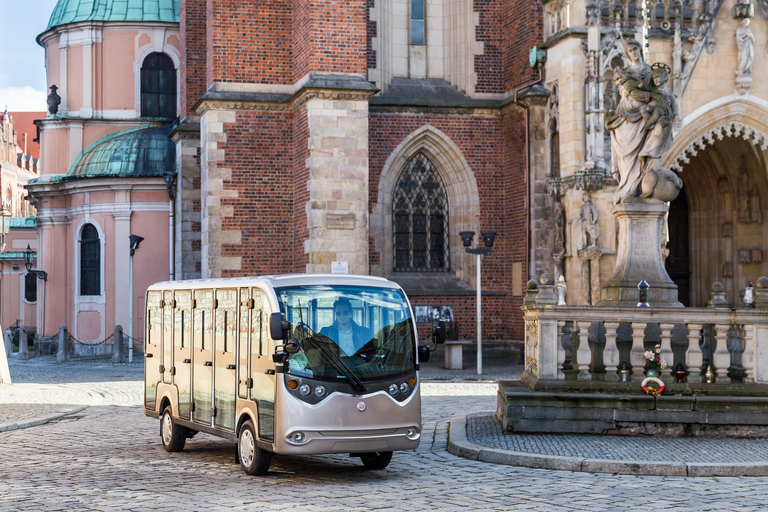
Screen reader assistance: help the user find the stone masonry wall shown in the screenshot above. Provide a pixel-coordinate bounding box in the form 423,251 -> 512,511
305,97 -> 370,274
180,0 -> 207,116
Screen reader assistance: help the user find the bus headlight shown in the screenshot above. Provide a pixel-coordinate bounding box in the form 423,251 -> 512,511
388,383 -> 399,396
406,427 -> 419,439
314,385 -> 327,397
293,432 -> 305,443
299,384 -> 311,396
400,382 -> 410,395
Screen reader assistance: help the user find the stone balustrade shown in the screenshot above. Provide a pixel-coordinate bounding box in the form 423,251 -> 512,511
521,276 -> 768,388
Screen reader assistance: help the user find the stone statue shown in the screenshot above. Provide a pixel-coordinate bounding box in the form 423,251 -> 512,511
606,40 -> 682,204
579,194 -> 599,249
736,18 -> 755,78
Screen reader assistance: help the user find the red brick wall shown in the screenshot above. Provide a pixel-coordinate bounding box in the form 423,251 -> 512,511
369,112 -> 526,340
219,111 -> 295,276
293,0 -> 367,80
505,0 -> 544,91
206,0 -> 293,87
474,0 -> 503,94
180,0 -> 207,116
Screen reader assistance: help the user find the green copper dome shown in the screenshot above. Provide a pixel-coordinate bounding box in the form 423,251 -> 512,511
69,126 -> 175,178
46,0 -> 179,31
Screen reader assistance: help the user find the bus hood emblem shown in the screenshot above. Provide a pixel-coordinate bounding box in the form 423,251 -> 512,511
357,401 -> 366,412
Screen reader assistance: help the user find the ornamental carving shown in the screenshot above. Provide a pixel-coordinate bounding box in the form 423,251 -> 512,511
670,122 -> 768,172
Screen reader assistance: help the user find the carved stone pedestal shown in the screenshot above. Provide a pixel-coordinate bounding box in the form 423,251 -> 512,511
599,201 -> 683,307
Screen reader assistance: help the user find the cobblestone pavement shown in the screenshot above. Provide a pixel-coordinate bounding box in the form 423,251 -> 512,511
467,413 -> 768,463
2,356 -> 768,510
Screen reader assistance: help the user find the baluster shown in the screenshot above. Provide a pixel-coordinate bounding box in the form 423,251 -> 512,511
576,321 -> 593,380
659,323 -> 675,384
557,320 -> 567,380
727,324 -> 746,383
743,324 -> 756,383
630,322 -> 647,381
713,323 -> 731,383
603,321 -> 621,382
686,322 -> 703,383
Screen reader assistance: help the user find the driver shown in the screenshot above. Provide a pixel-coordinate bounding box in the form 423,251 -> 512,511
320,298 -> 371,356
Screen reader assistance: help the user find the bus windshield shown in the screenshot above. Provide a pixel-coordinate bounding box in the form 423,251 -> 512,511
276,285 -> 416,383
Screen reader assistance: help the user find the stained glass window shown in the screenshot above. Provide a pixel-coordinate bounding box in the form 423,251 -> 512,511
393,153 -> 449,271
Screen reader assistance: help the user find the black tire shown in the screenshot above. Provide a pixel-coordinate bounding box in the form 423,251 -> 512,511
238,420 -> 272,476
160,406 -> 187,452
360,451 -> 393,469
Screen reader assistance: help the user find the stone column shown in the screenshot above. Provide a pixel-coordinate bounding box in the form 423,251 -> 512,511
577,248 -> 602,305
599,201 -> 683,307
304,96 -> 371,275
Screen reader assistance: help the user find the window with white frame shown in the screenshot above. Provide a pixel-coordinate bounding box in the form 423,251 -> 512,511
140,53 -> 177,118
80,224 -> 100,296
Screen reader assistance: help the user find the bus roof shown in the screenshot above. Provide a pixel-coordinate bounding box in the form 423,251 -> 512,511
146,273 -> 398,291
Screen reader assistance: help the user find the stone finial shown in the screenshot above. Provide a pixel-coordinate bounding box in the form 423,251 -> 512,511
537,273 -> 557,305
523,280 -> 539,307
754,276 -> 768,309
707,281 -> 729,309
47,85 -> 61,116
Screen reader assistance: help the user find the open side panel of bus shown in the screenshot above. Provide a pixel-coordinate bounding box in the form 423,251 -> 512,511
144,290 -> 163,411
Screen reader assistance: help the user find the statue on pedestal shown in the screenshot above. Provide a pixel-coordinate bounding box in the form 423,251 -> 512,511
606,40 -> 682,205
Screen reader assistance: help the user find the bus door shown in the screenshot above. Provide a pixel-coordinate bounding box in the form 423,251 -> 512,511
174,290 -> 192,419
238,288 -> 252,401
251,290 -> 275,441
214,288 -> 237,431
192,289 -> 214,425
144,290 -> 163,410
162,291 -> 174,385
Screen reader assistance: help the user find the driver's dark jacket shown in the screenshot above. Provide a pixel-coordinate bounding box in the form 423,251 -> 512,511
319,321 -> 371,356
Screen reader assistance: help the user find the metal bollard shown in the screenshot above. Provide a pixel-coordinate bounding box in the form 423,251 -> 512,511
3,330 -> 12,360
18,327 -> 29,360
112,325 -> 124,363
57,325 -> 69,362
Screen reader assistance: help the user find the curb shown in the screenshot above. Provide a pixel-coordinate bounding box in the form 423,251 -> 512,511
0,406 -> 89,433
447,414 -> 768,477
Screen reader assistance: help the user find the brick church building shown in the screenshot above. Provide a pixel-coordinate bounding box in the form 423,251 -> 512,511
173,0 -> 544,342
28,0 -> 544,349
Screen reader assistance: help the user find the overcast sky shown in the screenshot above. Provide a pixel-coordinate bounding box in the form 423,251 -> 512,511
0,0 -> 60,111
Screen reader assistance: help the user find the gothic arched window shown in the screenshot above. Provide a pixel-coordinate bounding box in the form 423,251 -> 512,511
393,153 -> 449,272
140,53 -> 177,118
80,224 -> 100,296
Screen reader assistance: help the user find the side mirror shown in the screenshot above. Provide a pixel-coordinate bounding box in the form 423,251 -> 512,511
432,320 -> 446,344
284,338 -> 300,354
270,312 -> 291,341
418,345 -> 431,363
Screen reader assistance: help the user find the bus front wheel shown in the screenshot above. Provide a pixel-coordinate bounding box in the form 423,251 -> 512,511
160,406 -> 187,452
360,451 -> 392,469
238,420 -> 272,476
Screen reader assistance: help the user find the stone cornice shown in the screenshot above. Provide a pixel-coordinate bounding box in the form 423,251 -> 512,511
195,87 -> 378,115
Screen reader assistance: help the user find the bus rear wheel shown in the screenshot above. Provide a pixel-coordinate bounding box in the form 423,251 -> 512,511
360,451 -> 392,469
238,420 -> 272,476
160,406 -> 187,452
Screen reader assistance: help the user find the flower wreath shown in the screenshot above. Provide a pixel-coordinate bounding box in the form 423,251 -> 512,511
641,376 -> 665,396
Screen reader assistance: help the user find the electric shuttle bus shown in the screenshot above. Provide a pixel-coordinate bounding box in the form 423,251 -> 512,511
143,274 -> 422,475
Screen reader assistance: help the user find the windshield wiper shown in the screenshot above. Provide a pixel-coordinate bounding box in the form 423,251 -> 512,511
303,330 -> 367,393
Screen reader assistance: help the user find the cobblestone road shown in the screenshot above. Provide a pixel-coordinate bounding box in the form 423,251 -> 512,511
2,357 -> 768,510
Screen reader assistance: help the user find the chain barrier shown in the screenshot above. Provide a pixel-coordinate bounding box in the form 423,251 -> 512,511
122,334 -> 144,345
67,332 -> 114,347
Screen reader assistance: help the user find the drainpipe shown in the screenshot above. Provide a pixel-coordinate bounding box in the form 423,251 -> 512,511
166,174 -> 175,281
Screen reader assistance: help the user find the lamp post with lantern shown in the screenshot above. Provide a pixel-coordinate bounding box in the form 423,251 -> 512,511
0,205 -> 11,253
23,244 -> 47,341
128,234 -> 144,363
458,230 -> 497,375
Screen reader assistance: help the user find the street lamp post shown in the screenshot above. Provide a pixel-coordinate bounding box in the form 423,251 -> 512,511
23,244 -> 48,341
459,230 -> 497,375
128,235 -> 144,363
